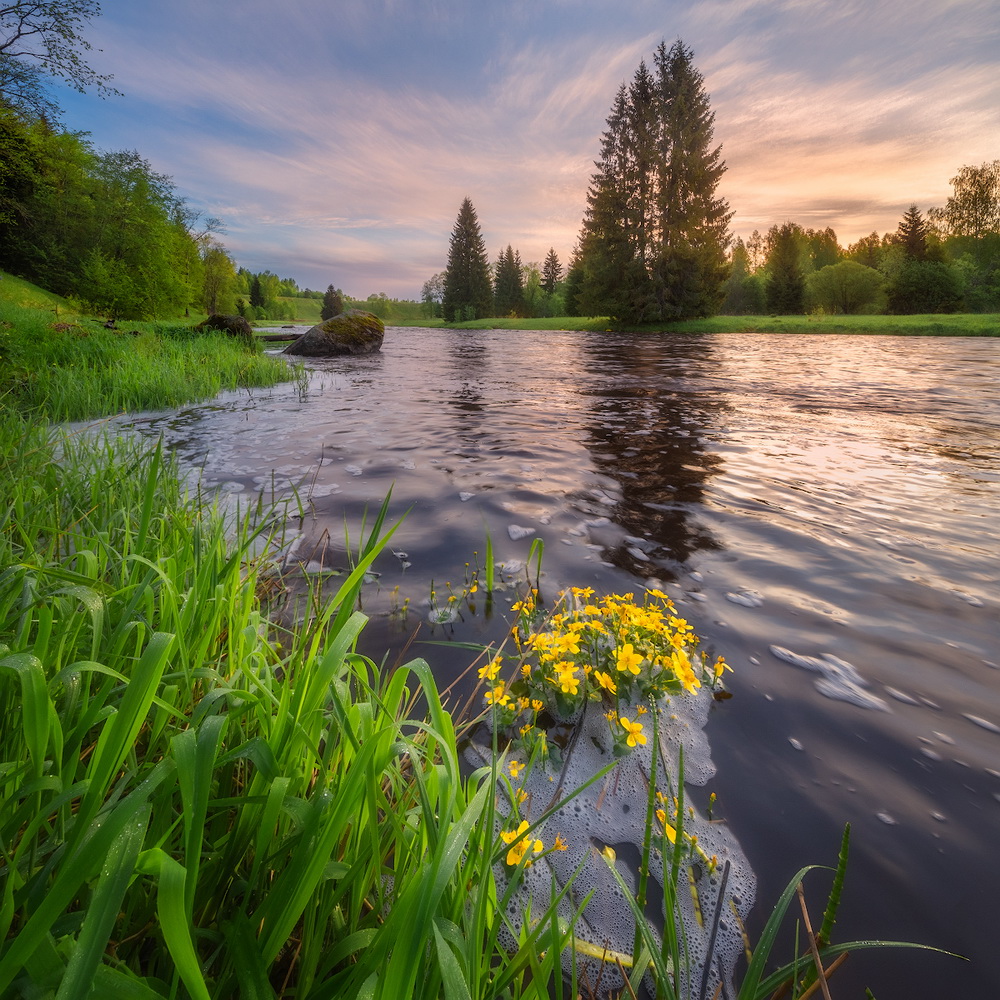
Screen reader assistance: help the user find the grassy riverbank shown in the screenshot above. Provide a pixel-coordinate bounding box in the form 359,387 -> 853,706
0,281 -> 945,997
431,313 -> 1000,335
1,280 -> 302,422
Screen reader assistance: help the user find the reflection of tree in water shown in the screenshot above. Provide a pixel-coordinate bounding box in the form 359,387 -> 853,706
578,334 -> 726,577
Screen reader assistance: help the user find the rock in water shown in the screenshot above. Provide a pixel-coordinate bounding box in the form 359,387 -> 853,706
283,310 -> 384,357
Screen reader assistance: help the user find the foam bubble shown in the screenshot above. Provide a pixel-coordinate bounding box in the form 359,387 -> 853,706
468,687 -> 756,998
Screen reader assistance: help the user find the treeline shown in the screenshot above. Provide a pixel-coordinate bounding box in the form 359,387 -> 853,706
440,38 -> 999,323
720,176 -> 1000,316
433,198 -> 568,321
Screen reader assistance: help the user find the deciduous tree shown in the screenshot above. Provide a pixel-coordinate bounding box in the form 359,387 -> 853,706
0,2 -> 119,116
807,260 -> 884,314
929,160 -> 1000,240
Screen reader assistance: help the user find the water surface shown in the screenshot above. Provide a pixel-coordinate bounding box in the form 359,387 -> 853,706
123,329 -> 1000,997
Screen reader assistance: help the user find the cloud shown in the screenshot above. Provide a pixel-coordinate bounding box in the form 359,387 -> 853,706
62,0 -> 1000,296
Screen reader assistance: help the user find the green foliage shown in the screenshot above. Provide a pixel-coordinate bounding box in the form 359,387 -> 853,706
887,259 -> 963,314
576,40 -> 732,323
320,283 -> 344,320
0,294 -> 299,420
442,197 -> 493,322
720,239 -> 766,315
494,244 -> 525,316
541,247 -> 562,293
895,203 -> 931,261
0,2 -> 119,117
929,160 -> 1000,240
766,222 -> 806,313
201,244 -> 238,315
807,260 -> 885,314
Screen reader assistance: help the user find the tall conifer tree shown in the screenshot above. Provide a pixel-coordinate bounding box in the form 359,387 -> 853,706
541,248 -> 562,293
494,244 -> 524,316
442,197 -> 493,321
576,40 -> 731,323
765,222 -> 806,314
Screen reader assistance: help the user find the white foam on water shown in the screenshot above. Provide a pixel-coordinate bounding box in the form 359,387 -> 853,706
468,686 -> 756,999
770,645 -> 890,712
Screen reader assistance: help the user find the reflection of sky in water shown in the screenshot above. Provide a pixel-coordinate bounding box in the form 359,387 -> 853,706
115,329 -> 1000,1000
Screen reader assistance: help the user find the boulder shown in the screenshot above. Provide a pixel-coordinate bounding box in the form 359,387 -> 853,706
196,314 -> 255,341
283,310 -> 384,357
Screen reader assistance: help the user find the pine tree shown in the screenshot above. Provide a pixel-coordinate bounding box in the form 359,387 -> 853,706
541,247 -> 562,293
249,275 -> 265,309
765,222 -> 805,314
442,197 -> 493,321
895,204 -> 928,261
321,283 -> 343,320
651,40 -> 732,319
576,40 -> 731,323
494,244 -> 524,316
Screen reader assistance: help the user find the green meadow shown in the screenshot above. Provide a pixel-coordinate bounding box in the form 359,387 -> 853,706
0,275 -> 945,997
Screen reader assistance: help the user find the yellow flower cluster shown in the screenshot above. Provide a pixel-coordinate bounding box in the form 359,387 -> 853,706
485,586 -> 731,758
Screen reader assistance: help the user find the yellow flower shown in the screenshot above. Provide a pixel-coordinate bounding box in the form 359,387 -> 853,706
515,788 -> 528,804
555,667 -> 579,696
478,656 -> 503,681
594,670 -> 617,694
485,682 -> 511,707
713,656 -> 732,680
501,820 -> 544,866
635,704 -> 647,715
616,642 -> 643,675
619,716 -> 647,747
553,833 -> 568,851
509,759 -> 524,779
531,699 -> 544,712
655,808 -> 677,843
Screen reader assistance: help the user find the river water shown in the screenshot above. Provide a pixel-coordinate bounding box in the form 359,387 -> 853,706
121,328 -> 999,997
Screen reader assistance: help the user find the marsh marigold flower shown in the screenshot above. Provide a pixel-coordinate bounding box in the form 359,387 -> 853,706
500,820 -> 544,866
616,642 -> 643,675
619,716 -> 647,747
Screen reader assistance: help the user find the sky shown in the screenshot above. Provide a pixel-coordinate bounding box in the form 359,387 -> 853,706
49,0 -> 1000,299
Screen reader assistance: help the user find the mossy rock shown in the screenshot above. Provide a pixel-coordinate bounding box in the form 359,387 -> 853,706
196,314 -> 254,340
283,310 -> 385,357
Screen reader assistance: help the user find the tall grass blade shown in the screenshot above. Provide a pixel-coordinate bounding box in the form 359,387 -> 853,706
55,805 -> 151,1000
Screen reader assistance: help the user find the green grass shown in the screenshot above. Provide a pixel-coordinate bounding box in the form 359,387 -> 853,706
416,312 -> 1000,335
0,417 -> 564,999
0,271 -> 952,997
1,294 -> 303,421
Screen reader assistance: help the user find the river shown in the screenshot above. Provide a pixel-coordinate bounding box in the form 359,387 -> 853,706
121,327 -> 1000,998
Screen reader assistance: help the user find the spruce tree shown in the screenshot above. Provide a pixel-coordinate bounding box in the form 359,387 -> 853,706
442,197 -> 493,321
542,247 -> 562,293
320,284 -> 343,320
494,245 -> 524,316
576,40 -> 731,323
249,275 -> 265,309
651,40 -> 732,319
765,222 -> 806,314
895,204 -> 929,261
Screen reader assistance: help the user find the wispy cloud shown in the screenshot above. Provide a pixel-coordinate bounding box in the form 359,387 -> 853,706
61,0 -> 1000,295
